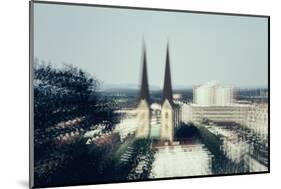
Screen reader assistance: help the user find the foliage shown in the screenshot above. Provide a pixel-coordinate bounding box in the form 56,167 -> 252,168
34,63 -> 99,130
112,139 -> 155,181
174,122 -> 200,139
33,62 -> 121,187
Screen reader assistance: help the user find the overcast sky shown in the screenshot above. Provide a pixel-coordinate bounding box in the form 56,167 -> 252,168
34,3 -> 268,89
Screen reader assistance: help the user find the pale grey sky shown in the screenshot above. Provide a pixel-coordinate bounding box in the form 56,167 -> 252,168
34,3 -> 268,89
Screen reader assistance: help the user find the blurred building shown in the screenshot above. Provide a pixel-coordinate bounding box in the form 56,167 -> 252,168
193,81 -> 234,106
182,103 -> 251,124
243,103 -> 268,141
160,45 -> 180,142
135,44 -> 181,142
135,48 -> 151,139
182,81 -> 253,124
182,81 -> 268,143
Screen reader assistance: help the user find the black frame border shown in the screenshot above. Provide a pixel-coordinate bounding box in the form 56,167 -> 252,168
29,0 -> 270,188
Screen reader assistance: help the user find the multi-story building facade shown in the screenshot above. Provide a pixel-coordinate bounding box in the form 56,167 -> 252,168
182,103 -> 252,124
193,81 -> 234,106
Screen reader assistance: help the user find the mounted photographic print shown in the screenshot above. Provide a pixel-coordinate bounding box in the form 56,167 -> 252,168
29,1 -> 270,188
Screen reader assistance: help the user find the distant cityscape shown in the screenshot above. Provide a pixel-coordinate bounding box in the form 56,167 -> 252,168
33,44 -> 268,187
101,45 -> 268,177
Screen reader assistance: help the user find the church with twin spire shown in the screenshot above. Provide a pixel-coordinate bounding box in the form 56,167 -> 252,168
135,43 -> 180,142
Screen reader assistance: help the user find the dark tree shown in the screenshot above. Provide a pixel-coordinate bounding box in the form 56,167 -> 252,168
175,122 -> 200,139
33,61 -> 121,186
34,63 -> 99,130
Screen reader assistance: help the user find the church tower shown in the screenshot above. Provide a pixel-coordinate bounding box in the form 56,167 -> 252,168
160,44 -> 174,142
135,46 -> 151,139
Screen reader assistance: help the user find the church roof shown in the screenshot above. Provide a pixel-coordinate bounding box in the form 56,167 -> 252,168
162,44 -> 173,105
138,46 -> 150,104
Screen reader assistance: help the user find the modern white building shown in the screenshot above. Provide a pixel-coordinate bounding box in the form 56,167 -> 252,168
181,81 -> 252,124
193,81 -> 234,106
181,103 -> 252,124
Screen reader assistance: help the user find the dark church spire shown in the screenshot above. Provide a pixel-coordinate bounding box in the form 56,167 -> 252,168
138,45 -> 150,104
162,43 -> 173,105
